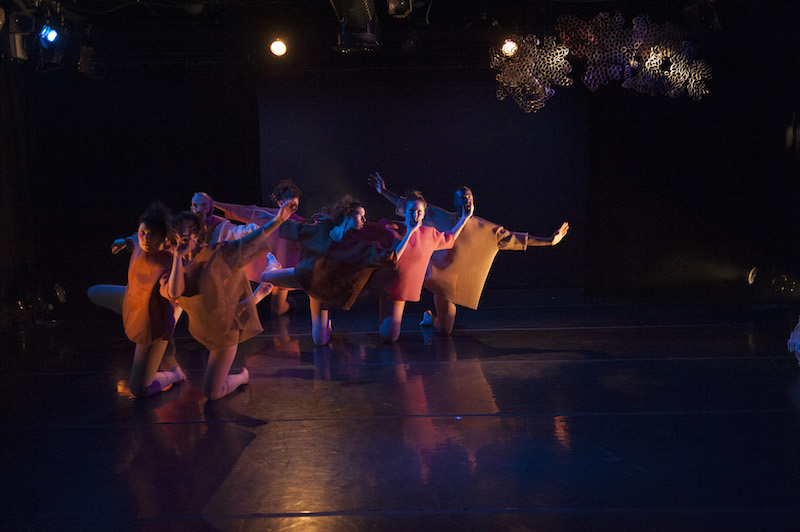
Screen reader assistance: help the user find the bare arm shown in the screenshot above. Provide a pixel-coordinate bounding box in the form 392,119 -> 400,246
392,222 -> 420,261
165,238 -> 196,300
111,235 -> 135,254
368,172 -> 402,208
443,203 -> 474,241
526,221 -> 569,247
213,200 -> 273,224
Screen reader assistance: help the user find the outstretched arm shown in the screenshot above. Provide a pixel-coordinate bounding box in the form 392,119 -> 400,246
111,235 -> 135,254
368,172 -> 402,207
213,200 -> 273,224
527,221 -> 569,247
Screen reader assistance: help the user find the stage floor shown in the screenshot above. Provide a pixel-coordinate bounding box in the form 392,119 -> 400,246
4,291 -> 800,531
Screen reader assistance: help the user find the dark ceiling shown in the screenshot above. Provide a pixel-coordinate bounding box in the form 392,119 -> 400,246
0,0 -> 757,75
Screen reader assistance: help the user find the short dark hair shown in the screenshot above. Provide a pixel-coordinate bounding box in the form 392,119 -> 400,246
139,201 -> 170,236
170,211 -> 207,244
270,179 -> 302,206
323,195 -> 365,225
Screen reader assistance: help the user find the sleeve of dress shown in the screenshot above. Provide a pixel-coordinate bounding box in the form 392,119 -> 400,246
496,226 -> 529,251
363,222 -> 396,250
218,203 -> 275,225
279,219 -> 303,241
433,227 -> 457,251
223,227 -> 273,270
225,222 -> 261,240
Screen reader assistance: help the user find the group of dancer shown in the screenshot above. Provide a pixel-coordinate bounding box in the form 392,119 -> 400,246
93,173 -> 569,401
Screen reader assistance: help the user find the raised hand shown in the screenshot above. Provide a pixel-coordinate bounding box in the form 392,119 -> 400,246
276,197 -> 299,223
110,238 -> 130,254
368,172 -> 385,195
551,222 -> 569,246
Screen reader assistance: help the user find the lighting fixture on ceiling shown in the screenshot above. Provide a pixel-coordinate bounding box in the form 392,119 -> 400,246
387,0 -> 413,18
329,0 -> 380,52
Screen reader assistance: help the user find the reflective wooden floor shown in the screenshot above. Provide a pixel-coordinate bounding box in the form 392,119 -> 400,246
3,290 -> 800,531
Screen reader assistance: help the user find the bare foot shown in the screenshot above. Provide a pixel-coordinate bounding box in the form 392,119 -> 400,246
253,283 -> 273,304
172,366 -> 186,381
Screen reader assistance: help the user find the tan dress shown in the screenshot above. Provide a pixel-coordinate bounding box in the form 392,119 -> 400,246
396,199 -> 528,310
177,229 -> 271,351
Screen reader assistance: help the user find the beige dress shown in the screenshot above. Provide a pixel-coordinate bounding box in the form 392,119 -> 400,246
396,199 -> 528,310
177,229 -> 271,351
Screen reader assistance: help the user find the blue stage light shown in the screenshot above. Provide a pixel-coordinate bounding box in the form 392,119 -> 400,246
40,24 -> 58,44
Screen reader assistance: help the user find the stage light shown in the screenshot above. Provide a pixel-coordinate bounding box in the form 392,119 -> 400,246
501,39 -> 518,57
330,0 -> 379,52
270,38 -> 287,56
40,24 -> 59,45
388,0 -> 412,18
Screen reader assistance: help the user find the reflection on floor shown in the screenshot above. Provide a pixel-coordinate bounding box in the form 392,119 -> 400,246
3,291 -> 800,530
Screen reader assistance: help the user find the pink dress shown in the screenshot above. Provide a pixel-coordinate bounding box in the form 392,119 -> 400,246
122,241 -> 176,345
375,222 -> 456,302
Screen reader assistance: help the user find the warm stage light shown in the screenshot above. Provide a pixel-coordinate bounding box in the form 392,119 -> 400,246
501,39 -> 518,57
270,39 -> 287,56
747,267 -> 757,286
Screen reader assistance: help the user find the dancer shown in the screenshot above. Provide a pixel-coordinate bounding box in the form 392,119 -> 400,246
213,180 -> 304,316
88,191 -> 274,315
369,172 -> 568,335
371,190 -> 473,342
190,191 -> 274,304
166,200 -> 295,400
261,196 -> 403,346
121,201 -> 185,397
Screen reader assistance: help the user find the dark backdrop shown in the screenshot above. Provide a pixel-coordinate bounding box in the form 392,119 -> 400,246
1,1 -> 799,324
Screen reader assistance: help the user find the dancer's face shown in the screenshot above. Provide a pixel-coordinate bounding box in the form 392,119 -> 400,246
190,194 -> 213,223
344,206 -> 366,232
454,188 -> 473,213
280,191 -> 300,212
137,223 -> 165,253
174,219 -> 201,248
405,200 -> 426,227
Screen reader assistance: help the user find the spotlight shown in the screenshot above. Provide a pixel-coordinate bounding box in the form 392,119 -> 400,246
330,0 -> 379,52
388,0 -> 413,18
40,24 -> 59,45
270,38 -> 287,57
501,38 -> 518,57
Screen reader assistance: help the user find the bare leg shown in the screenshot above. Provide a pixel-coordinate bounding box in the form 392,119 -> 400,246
129,340 -> 186,397
432,295 -> 457,335
203,345 -> 249,400
309,296 -> 331,346
379,294 -> 406,343
261,267 -> 303,290
87,284 -> 126,314
270,287 -> 294,315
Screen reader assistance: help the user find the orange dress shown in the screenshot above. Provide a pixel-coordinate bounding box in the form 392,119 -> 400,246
122,240 -> 176,345
176,229 -> 272,351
